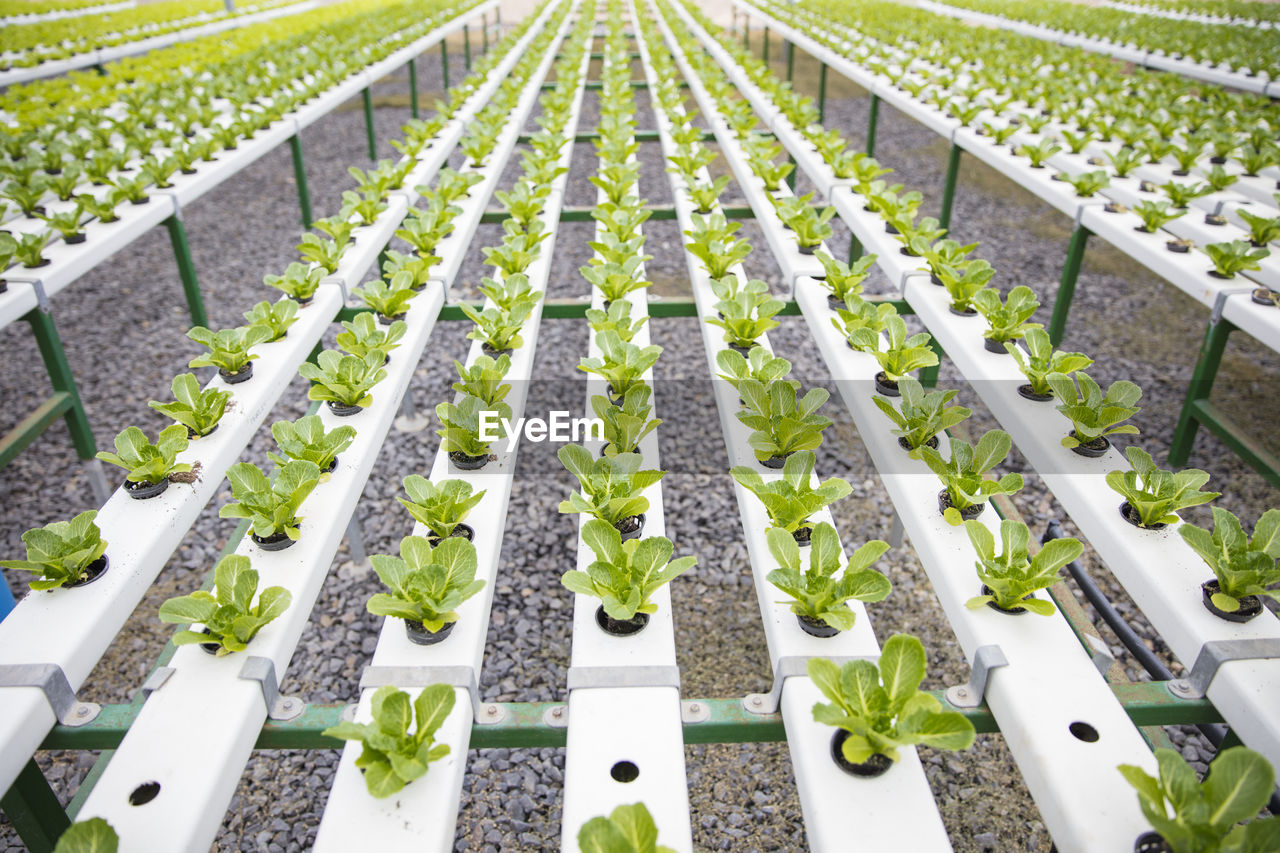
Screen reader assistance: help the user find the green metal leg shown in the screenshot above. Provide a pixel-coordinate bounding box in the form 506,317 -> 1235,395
939,142 -> 962,232
408,58 -> 419,119
1,759 -> 69,853
288,134 -> 313,229
743,17 -> 749,49
786,155 -> 796,191
920,336 -> 944,389
1047,225 -> 1090,347
866,93 -> 880,157
361,87 -> 377,161
441,40 -> 450,97
785,40 -> 794,81
163,215 -> 207,329
25,309 -> 96,462
464,24 -> 471,70
848,234 -> 863,263
817,62 -> 827,123
482,12 -> 488,52
763,26 -> 769,63
1168,315 -> 1231,467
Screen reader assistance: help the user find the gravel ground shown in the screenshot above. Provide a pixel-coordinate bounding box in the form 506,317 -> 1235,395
2,8 -> 1279,853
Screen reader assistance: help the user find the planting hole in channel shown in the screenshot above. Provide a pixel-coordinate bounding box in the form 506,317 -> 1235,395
610,760 -> 640,783
128,781 -> 161,805
1069,722 -> 1100,743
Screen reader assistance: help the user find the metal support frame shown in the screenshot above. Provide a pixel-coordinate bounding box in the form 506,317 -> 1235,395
359,665 -> 505,724
1047,223 -> 1090,346
464,24 -> 472,70
0,663 -> 100,726
481,11 -> 488,52
762,25 -> 769,63
1168,639 -> 1280,699
238,657 -> 305,721
945,646 -> 1010,709
744,656 -> 872,715
865,92 -> 880,156
784,39 -> 794,81
288,134 -> 313,229
408,57 -> 420,119
939,141 -> 962,232
0,759 -> 69,853
163,213 -> 208,329
361,87 -> 377,161
817,61 -> 827,123
441,38 -> 450,96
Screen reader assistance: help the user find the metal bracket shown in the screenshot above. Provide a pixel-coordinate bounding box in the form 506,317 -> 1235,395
239,656 -> 304,722
1085,634 -> 1115,677
945,645 -> 1009,709
681,699 -> 711,724
744,655 -> 873,715
1168,638 -> 1280,699
359,664 -> 505,724
0,663 -> 100,726
139,666 -> 175,699
1073,200 -> 1106,227
565,665 -> 681,692
30,279 -> 50,314
1209,287 -> 1255,326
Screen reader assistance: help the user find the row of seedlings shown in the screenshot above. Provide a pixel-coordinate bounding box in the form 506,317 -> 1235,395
712,0 -> 1280,773
636,3 -> 975,849
0,1 -> 553,819
309,0 -> 593,849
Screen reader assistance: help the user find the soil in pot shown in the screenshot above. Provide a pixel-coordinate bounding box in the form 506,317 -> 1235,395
1252,288 -> 1279,307
615,513 -> 645,542
873,372 -> 899,397
797,612 -> 840,637
427,523 -> 474,548
798,243 -> 818,255
481,343 -> 513,359
1104,202 -> 1126,214
1017,383 -> 1053,402
64,233 -> 87,244
984,337 -> 1010,354
252,530 -> 296,552
1204,213 -> 1227,226
187,423 -> 219,440
1120,501 -> 1166,530
727,342 -> 755,357
981,584 -> 1028,615
1133,225 -> 1158,235
596,606 -> 649,637
220,363 -> 253,385
930,273 -> 943,287
1139,180 -> 1159,193
948,304 -> 978,318
830,730 -> 893,778
884,222 -> 899,235
1201,580 -> 1262,623
938,490 -> 984,522
124,478 -> 170,500
827,294 -> 847,311
792,525 -> 812,547
760,452 -> 792,469
1068,432 -> 1110,457
62,555 -> 109,589
1134,831 -> 1171,853
450,450 -> 489,470
1166,239 -> 1193,254
899,435 -> 939,453
1208,270 -> 1235,280
406,619 -> 456,646
321,455 -> 339,474
327,401 -> 363,417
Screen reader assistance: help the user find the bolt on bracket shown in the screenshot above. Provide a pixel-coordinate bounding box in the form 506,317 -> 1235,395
744,655 -> 873,715
239,656 -> 305,722
0,663 -> 100,726
945,645 -> 1009,709
1168,638 -> 1280,700
360,664 -> 504,725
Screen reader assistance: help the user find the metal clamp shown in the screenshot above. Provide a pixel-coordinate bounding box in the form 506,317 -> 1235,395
239,656 -> 304,722
0,663 -> 100,726
565,665 -> 681,692
1209,287 -> 1255,325
945,645 -> 1009,709
744,655 -> 873,715
1085,634 -> 1116,677
1073,200 -> 1107,227
139,666 -> 175,699
359,664 -> 505,725
1168,639 -> 1280,699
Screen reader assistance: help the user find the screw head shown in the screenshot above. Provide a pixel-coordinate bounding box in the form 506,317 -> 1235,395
551,706 -> 564,718
75,705 -> 90,717
485,704 -> 499,716
955,687 -> 969,698
749,695 -> 763,706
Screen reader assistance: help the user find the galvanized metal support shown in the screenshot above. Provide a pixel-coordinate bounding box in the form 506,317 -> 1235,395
288,134 -> 313,229
939,141 -> 962,232
866,93 -> 880,156
408,57 -> 420,119
163,214 -> 208,329
361,87 -> 377,161
0,759 -> 69,853
345,513 -> 368,567
1047,223 -> 1090,346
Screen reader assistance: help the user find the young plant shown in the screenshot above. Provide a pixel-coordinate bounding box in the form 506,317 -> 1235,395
578,803 -> 675,853
243,298 -> 299,342
96,424 -> 191,487
1119,747 -> 1280,852
1133,200 -> 1185,233
299,351 -> 387,411
972,285 -> 1042,345
919,430 -> 1024,524
586,299 -> 648,343
779,196 -> 836,249
355,276 -> 416,321
1047,371 -> 1142,450
0,510 -> 108,591
707,283 -> 785,349
579,331 -> 662,399
187,324 -> 272,379
1237,208 -> 1280,247
1016,138 -> 1062,168
730,451 -> 851,538
1060,169 -> 1110,198
814,251 -> 876,307
592,383 -> 661,455
219,460 -> 322,543
1161,181 -> 1211,209
1105,447 -> 1217,529
767,523 -> 890,632
558,444 -> 664,535
263,262 -> 325,303
716,347 -> 792,394
50,818 -> 118,853
335,312 -> 407,362
451,355 -> 510,406
159,555 -> 290,655
1179,507 -> 1280,615
322,684 -> 455,799
855,315 -> 940,385
461,302 -> 533,353
15,231 -> 51,268
148,373 -> 229,438
808,634 -> 975,766
296,234 -> 346,273
436,395 -> 512,460
1007,329 -> 1093,398
684,214 -> 751,277
267,415 -> 356,474
688,176 -> 731,213
936,259 -> 996,313
560,519 -> 696,621
964,519 -> 1083,615
1205,240 -> 1270,279
736,379 -> 833,463
477,273 -> 543,313
398,476 -> 486,541
367,535 -> 483,632
1105,147 -> 1144,178
872,377 -> 971,455
580,258 -> 651,304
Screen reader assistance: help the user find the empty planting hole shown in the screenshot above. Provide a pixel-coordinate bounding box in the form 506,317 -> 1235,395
1069,721 -> 1100,743
610,760 -> 640,783
128,781 -> 161,805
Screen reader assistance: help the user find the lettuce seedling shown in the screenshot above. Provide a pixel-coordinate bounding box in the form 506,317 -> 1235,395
577,803 -> 675,853
1007,329 -> 1093,398
461,302 -> 533,353
1103,146 -> 1143,179
730,450 -> 851,537
586,299 -> 648,343
1205,240 -> 1270,279
1,510 -> 107,591
716,347 -> 792,393
688,176 -> 731,213
592,200 -> 652,240
814,251 -> 876,306
581,258 -> 652,305
592,385 -> 660,456
832,300 -> 897,352
15,231 -> 51,268
1179,507 -> 1280,614
398,477 -> 486,540
964,519 -> 1082,615
323,683 -> 456,799
159,555 -> 290,655
355,276 -> 416,321
685,230 -> 751,278
1237,208 -> 1280,248
452,355 -> 511,406
336,312 -> 407,362
243,298 -> 299,342
478,273 -> 543,313
264,262 -> 325,303
299,350 -> 387,411
1133,200 -> 1184,233
558,444 -> 664,531
96,424 -> 191,486
1161,181 -> 1211,209
367,535 -> 483,632
919,430 -> 1023,524
579,331 -> 662,399
854,315 -> 939,384
267,415 -> 355,474
41,206 -> 86,242
777,196 -> 836,249
873,377 -> 970,455
809,634 -> 975,765
149,373 -> 229,438
1060,170 -> 1110,198
437,395 -> 511,458
708,286 -> 785,349
1047,371 -> 1142,450
972,285 -> 1042,345
187,324 -> 272,378
485,231 -> 549,277
767,523 -> 890,631
936,258 -> 996,313
495,182 -> 549,228
736,380 -> 832,463
561,520 -> 696,620
51,817 -> 118,852
1119,747 -> 1280,852
1106,447 -> 1217,529
220,460 -> 321,543
297,233 -> 346,273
